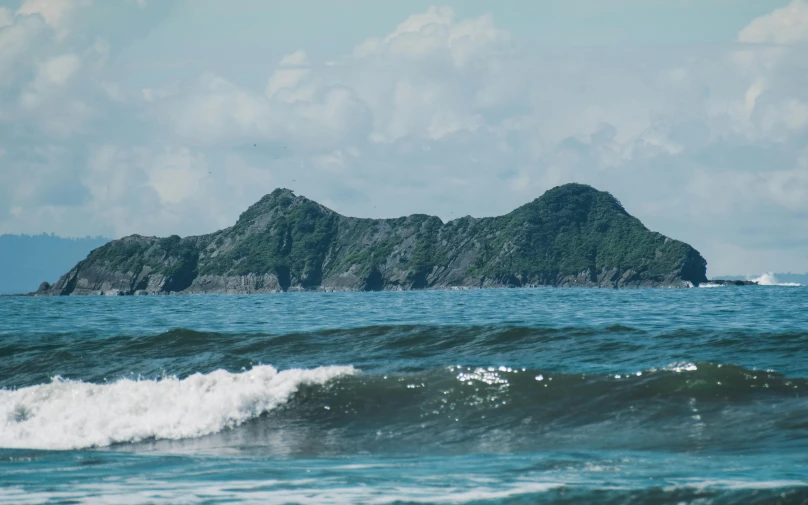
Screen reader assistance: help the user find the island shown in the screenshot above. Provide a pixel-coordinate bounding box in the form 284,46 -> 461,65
35,183 -> 710,295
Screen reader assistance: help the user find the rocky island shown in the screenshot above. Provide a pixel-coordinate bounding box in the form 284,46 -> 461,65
36,183 -> 709,295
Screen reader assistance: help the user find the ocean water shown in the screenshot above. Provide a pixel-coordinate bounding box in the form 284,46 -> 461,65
1,286 -> 807,504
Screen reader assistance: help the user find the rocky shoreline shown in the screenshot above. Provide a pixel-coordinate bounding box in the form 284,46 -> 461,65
703,279 -> 759,286
12,278 -> 763,297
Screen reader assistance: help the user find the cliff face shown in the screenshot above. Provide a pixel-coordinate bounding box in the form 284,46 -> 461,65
39,184 -> 708,295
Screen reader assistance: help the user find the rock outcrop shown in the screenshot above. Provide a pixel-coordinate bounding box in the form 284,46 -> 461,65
39,184 -> 709,295
704,280 -> 758,286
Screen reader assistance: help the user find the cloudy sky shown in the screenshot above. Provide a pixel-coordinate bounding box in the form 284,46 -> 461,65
0,0 -> 806,276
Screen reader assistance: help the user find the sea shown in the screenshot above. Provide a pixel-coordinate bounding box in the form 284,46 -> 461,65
1,285 -> 806,504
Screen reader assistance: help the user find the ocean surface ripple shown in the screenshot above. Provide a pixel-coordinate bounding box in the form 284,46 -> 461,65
1,287 -> 806,504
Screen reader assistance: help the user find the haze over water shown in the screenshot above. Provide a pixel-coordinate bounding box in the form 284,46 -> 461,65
1,286 -> 806,504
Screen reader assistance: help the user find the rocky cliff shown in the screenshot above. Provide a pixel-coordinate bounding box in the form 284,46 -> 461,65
38,184 -> 709,295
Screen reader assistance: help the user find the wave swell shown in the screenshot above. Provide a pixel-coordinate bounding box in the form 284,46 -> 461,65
6,325 -> 808,390
3,362 -> 806,453
242,363 -> 808,455
0,365 -> 354,450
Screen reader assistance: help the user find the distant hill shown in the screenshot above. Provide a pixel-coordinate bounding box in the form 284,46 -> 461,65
0,234 -> 110,294
40,184 -> 709,296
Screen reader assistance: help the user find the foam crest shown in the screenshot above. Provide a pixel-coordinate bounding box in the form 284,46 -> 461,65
0,365 -> 354,450
751,273 -> 801,286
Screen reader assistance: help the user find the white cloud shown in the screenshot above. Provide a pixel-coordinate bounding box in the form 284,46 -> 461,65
17,0 -> 74,27
0,3 -> 119,136
76,145 -> 264,237
90,37 -> 110,67
765,166 -> 808,212
169,73 -> 273,144
20,53 -> 80,108
757,98 -> 808,139
0,8 -> 13,28
100,81 -> 125,101
366,7 -> 509,68
16,0 -> 92,38
738,0 -> 808,44
83,145 -> 147,208
279,49 -> 309,66
147,149 -> 207,205
129,3 -> 808,274
0,16 -> 45,86
1,3 -> 808,275
743,78 -> 766,118
266,50 -> 311,101
187,8 -> 506,146
141,88 -> 155,101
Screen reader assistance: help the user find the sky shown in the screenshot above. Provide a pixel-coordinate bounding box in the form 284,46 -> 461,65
0,0 -> 806,277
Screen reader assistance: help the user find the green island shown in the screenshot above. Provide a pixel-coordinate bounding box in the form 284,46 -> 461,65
37,183 -> 709,295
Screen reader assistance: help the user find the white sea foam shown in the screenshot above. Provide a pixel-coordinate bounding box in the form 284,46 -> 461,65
751,273 -> 801,286
667,479 -> 808,491
0,480 -> 564,505
698,283 -> 724,288
2,478 -> 803,505
0,365 -> 355,450
663,362 -> 698,373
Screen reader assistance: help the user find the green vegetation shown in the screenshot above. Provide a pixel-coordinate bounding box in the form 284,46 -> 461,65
462,184 -> 705,284
409,216 -> 446,285
200,196 -> 338,287
325,231 -> 396,277
84,234 -> 200,291
50,184 -> 708,294
85,237 -> 153,275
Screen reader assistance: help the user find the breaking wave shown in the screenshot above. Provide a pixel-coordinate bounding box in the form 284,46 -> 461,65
0,365 -> 354,450
5,362 -> 803,453
752,273 -> 801,286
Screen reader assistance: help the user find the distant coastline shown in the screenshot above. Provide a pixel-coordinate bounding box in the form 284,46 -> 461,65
0,234 -> 110,295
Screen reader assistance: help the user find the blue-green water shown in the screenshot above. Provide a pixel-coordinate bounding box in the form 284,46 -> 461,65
1,287 -> 807,504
